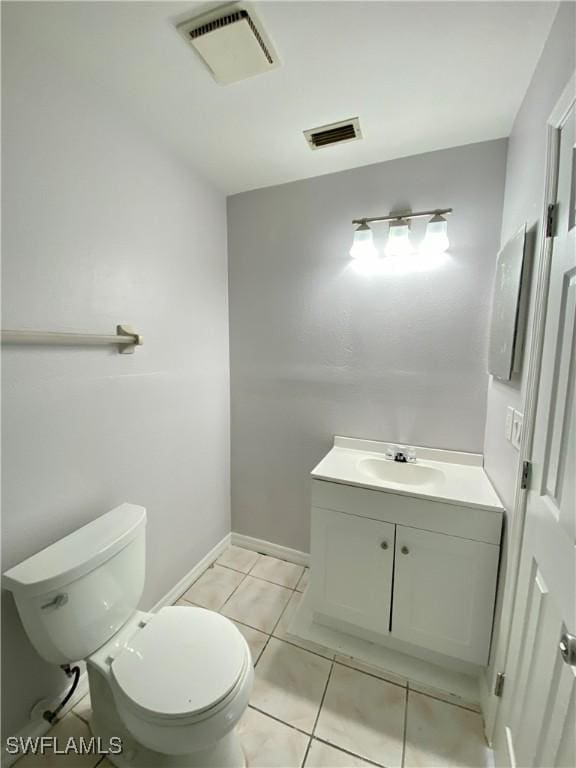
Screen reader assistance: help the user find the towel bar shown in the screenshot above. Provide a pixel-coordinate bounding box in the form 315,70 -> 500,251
1,325 -> 143,354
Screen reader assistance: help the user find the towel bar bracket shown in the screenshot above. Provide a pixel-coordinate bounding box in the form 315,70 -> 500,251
116,325 -> 143,354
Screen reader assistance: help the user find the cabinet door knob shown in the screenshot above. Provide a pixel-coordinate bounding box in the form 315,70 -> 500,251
401,546 -> 410,555
380,541 -> 388,550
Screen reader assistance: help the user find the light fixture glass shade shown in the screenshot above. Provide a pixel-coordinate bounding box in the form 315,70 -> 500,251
384,220 -> 413,257
349,223 -> 378,261
421,214 -> 449,254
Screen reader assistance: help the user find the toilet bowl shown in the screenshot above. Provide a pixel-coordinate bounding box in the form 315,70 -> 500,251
2,504 -> 253,767
90,606 -> 253,765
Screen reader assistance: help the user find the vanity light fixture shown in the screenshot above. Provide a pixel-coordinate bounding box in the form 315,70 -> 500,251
350,208 -> 452,261
349,221 -> 379,262
384,218 -> 414,258
421,213 -> 450,255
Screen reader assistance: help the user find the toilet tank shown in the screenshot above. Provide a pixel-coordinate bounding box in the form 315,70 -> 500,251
2,504 -> 146,664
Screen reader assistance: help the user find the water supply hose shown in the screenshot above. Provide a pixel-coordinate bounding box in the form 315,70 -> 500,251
43,664 -> 81,724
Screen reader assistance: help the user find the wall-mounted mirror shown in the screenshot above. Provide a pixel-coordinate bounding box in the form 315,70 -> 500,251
488,225 -> 528,381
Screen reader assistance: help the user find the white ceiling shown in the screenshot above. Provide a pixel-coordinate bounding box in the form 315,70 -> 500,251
9,1 -> 557,194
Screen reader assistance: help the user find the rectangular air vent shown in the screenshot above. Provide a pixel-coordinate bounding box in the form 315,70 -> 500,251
304,118 -> 362,150
176,2 -> 279,85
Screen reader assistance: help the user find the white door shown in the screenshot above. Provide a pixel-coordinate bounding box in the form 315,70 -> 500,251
391,525 -> 499,664
493,82 -> 576,768
310,507 -> 394,634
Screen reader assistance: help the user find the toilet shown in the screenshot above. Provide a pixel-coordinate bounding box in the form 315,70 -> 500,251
2,504 -> 253,767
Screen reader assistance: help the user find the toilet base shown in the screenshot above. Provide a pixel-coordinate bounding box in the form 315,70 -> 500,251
88,664 -> 246,768
93,713 -> 245,768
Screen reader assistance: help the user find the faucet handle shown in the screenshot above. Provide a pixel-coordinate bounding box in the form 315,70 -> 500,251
385,445 -> 396,460
407,447 -> 417,463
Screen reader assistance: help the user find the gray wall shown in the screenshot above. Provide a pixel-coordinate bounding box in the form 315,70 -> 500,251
1,6 -> 230,737
483,1 -> 576,512
228,139 -> 507,552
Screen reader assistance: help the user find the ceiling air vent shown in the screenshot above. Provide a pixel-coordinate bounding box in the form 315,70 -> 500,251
304,118 -> 363,150
176,2 -> 279,85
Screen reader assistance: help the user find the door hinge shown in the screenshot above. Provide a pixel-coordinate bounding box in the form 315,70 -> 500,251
546,203 -> 557,238
494,671 -> 506,697
521,461 -> 531,490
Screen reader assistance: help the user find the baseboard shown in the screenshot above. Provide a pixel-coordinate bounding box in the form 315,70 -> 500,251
152,532 -> 232,610
2,533 -> 232,768
231,532 -> 310,567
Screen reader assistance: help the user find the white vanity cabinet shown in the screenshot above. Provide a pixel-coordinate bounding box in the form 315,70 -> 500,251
310,478 -> 502,667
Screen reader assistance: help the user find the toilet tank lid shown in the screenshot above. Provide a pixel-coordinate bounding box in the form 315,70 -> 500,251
2,504 -> 146,597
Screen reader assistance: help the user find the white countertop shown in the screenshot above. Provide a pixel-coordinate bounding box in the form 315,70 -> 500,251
311,437 -> 504,512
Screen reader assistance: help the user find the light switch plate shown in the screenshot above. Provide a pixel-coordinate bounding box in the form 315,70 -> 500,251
511,410 -> 524,450
505,406 -> 515,441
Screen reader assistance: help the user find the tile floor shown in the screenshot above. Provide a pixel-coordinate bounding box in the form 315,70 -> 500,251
15,545 -> 492,767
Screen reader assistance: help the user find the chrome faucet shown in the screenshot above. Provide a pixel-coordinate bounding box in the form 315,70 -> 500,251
386,445 -> 417,463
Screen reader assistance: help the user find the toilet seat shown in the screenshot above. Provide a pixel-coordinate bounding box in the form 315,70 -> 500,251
110,606 -> 248,724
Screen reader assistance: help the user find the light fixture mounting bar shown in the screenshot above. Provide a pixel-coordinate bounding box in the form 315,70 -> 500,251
352,208 -> 453,226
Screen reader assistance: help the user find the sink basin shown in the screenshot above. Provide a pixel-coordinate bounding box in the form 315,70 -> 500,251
358,458 -> 445,488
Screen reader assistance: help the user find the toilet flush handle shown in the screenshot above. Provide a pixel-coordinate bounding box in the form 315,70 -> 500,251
41,593 -> 68,610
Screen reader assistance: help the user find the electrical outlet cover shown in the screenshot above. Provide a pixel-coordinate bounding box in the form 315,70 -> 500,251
512,410 -> 524,449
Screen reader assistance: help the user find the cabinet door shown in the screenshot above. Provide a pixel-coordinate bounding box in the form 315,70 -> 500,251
392,525 -> 499,665
311,507 -> 394,634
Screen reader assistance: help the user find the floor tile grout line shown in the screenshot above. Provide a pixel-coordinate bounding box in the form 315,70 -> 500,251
231,614 -> 277,637
300,735 -> 313,768
250,589 -> 295,665
246,573 -> 303,590
72,706 -> 91,726
214,562 -> 257,576
269,634 -> 334,662
401,683 -> 409,768
69,710 -> 88,728
214,569 -> 250,612
332,658 -> 408,689
269,584 -> 298,635
247,550 -> 303,579
181,558 -> 236,593
221,577 -> 294,636
229,615 -> 269,638
218,546 -> 307,584
311,659 -> 335,739
209,547 -> 302,629
249,558 -> 305,583
176,560 -> 246,606
406,684 -> 480,713
254,631 -> 274,669
224,571 -> 296,598
218,559 -> 303,590
301,644 -> 333,765
247,704 -> 313,738
312,736 -> 389,768
250,646 -> 334,756
251,576 -> 295,665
